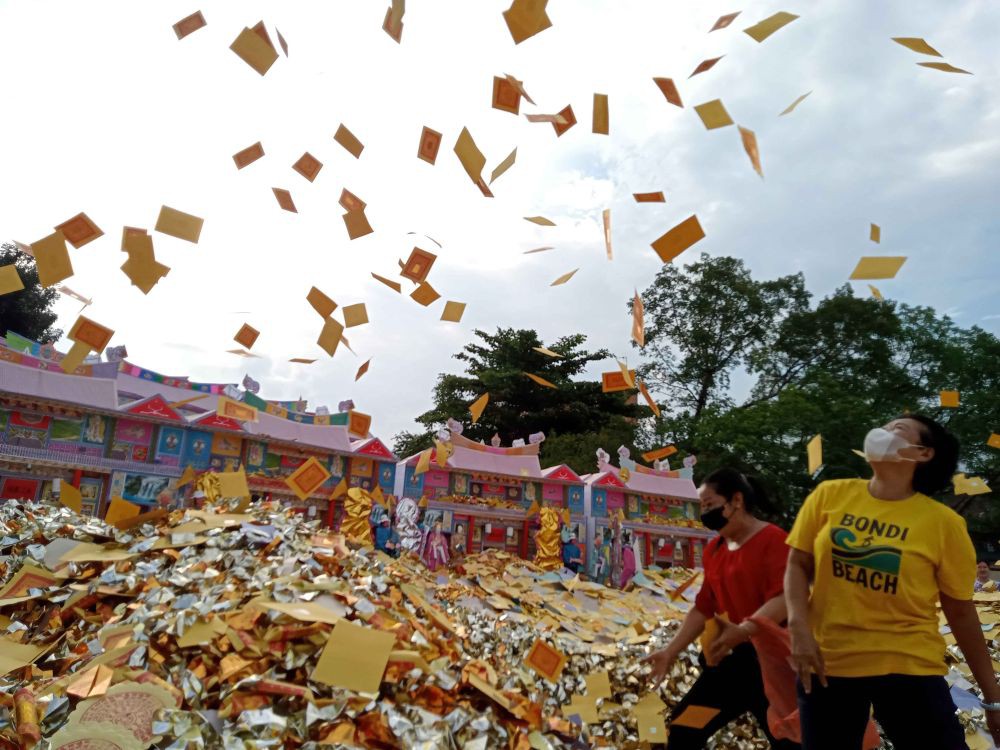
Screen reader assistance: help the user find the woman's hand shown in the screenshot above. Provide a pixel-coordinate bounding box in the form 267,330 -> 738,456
788,621 -> 826,693
642,648 -> 678,685
706,618 -> 752,666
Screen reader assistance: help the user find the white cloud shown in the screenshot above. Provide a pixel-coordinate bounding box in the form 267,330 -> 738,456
1,0 -> 998,443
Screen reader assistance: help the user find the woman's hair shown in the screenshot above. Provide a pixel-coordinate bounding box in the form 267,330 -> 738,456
899,413 -> 959,495
701,468 -> 774,515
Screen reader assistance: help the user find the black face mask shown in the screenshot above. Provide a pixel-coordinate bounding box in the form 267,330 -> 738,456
700,505 -> 730,531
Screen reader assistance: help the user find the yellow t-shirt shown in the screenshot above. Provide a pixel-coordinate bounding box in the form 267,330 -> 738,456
787,478 -> 976,677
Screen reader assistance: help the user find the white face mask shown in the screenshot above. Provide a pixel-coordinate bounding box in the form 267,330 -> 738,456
863,427 -> 920,463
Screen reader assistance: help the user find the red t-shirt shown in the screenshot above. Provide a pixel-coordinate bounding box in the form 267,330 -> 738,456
694,523 -> 789,623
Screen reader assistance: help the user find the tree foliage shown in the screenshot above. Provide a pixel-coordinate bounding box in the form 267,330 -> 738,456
636,254 -> 1000,529
392,328 -> 642,471
0,242 -> 62,342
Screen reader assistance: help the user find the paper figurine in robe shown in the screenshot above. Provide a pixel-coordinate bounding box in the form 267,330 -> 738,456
590,530 -> 612,586
620,529 -> 638,588
610,512 -> 623,587
533,506 -> 563,570
394,496 -> 423,554
450,523 -> 467,560
342,488 -> 373,545
618,445 -> 637,473
420,513 -> 450,571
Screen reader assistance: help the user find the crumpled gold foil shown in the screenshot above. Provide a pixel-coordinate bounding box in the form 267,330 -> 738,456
532,507 -> 562,571
341,487 -> 373,544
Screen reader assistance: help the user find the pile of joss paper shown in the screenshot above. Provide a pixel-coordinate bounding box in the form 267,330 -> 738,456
0,498 -> 993,749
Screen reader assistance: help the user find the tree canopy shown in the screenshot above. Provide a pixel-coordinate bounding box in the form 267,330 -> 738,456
635,254 -> 1000,528
392,328 -> 642,471
0,242 -> 61,342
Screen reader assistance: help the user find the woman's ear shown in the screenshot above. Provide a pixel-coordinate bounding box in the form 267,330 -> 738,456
731,491 -> 744,511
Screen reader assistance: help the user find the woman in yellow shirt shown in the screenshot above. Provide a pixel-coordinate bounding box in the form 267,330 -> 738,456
785,415 -> 1000,749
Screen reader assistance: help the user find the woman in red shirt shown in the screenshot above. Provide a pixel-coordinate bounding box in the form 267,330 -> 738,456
644,468 -> 799,750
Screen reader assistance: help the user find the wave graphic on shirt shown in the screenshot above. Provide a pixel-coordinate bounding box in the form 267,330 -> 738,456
830,527 -> 901,575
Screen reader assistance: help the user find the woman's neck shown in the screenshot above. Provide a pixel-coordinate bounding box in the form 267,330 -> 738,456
868,463 -> 916,500
723,515 -> 761,546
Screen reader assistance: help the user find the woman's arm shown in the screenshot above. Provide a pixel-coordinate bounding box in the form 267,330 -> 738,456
642,607 -> 708,682
940,594 -> 1000,703
785,548 -> 826,692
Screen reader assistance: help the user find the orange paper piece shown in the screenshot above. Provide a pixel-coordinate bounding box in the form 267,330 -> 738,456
779,91 -> 812,116
348,411 -> 371,438
334,124 -> 364,158
892,37 -> 943,57
550,269 -> 578,286
653,77 -> 683,107
68,315 -> 114,353
0,265 -> 25,297
603,209 -> 612,260
918,61 -> 972,75
233,142 -> 265,169
292,152 -> 323,182
690,56 -> 724,78
743,11 -> 799,43
525,639 -> 567,682
634,191 -> 666,203
492,75 -> 522,115
639,381 -> 661,418
217,395 -> 258,423
410,282 -> 441,307
602,370 -> 636,393
469,393 -> 489,424
632,290 -> 645,347
55,212 -> 103,249
173,11 -> 207,40
502,0 -> 552,45
592,93 -> 609,134
525,372 -> 557,389
870,223 -> 881,243
307,287 -> 337,319
710,12 -> 741,31
313,620 -> 394,694
642,445 -> 677,463
286,457 -> 332,501
233,323 -> 259,349
401,247 -> 437,283
672,704 -> 721,729
230,26 -> 278,75
156,205 -> 203,243
739,125 -> 764,177
355,359 -> 371,381
273,188 -> 297,213
417,126 -> 443,165
651,215 -> 706,263
553,105 -> 577,136
343,210 -> 374,240
939,390 -> 960,408
987,434 -> 1000,450
372,273 -> 402,293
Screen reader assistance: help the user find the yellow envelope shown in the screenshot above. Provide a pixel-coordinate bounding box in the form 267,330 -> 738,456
31,231 -> 74,287
490,147 -> 517,184
743,11 -> 799,43
410,282 -> 441,307
469,393 -> 489,424
848,256 -> 906,280
105,497 -> 141,524
308,287 -> 337,318
155,206 -> 204,243
60,482 -> 83,512
60,341 -> 91,374
318,318 -> 344,356
217,469 -> 250,499
779,91 -> 812,116
0,265 -> 25,296
892,37 -> 942,56
940,390 -> 960,408
651,215 -> 706,263
334,124 -> 364,158
694,99 -> 734,130
343,303 -> 369,328
592,93 -> 609,134
551,269 -> 578,286
441,301 -> 466,323
807,434 -> 823,474
230,27 -> 278,75
312,620 -> 395,694
454,127 -> 486,183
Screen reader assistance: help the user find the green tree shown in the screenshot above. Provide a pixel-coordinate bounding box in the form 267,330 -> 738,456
636,255 -> 1000,527
393,328 -> 642,471
0,242 -> 62,342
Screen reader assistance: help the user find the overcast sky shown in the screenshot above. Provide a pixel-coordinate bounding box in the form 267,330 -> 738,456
2,0 -> 998,443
